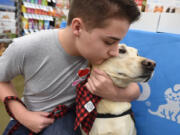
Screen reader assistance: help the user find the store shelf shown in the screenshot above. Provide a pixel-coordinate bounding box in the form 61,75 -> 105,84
0,38 -> 12,43
0,4 -> 15,11
23,13 -> 53,21
22,2 -> 54,11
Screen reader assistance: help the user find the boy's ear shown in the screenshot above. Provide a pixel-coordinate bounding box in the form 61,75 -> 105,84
71,18 -> 84,36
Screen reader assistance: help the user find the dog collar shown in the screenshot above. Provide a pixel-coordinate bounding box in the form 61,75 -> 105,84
96,108 -> 133,118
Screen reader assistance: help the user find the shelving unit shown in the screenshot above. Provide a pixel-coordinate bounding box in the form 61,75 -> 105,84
16,0 -> 69,36
0,4 -> 16,11
0,0 -> 16,55
0,39 -> 12,43
132,0 -> 180,34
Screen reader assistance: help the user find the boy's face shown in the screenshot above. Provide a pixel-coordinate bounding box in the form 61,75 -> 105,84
75,18 -> 130,65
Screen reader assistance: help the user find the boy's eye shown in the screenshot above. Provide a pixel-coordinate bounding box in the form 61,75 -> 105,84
104,40 -> 116,45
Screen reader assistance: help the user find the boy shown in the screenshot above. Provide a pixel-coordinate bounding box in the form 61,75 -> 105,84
0,0 -> 141,134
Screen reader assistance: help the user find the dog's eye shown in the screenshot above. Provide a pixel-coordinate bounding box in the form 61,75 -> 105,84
119,48 -> 126,54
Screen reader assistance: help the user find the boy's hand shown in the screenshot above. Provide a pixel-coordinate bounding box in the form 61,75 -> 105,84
0,81 -> 54,133
86,68 -> 117,100
85,68 -> 140,102
7,99 -> 54,133
19,111 -> 54,133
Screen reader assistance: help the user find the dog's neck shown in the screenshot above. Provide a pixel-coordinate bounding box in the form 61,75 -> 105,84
96,99 -> 131,115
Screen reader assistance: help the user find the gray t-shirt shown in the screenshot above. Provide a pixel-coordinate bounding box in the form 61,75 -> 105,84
0,29 -> 88,112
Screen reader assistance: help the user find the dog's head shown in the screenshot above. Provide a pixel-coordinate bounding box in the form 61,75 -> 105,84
93,44 -> 156,87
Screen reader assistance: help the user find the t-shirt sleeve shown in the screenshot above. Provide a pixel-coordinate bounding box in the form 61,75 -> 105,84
0,41 -> 24,82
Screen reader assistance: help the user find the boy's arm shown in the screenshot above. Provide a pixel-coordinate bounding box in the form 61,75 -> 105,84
0,82 -> 54,133
85,69 -> 140,102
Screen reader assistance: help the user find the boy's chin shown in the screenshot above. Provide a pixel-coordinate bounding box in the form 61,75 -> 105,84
91,60 -> 104,65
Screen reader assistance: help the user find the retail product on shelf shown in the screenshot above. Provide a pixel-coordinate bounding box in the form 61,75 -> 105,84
54,0 -> 69,28
19,0 -> 70,35
0,11 -> 16,34
0,42 -> 6,56
21,0 -> 53,34
140,0 -> 180,13
135,0 -> 143,11
0,0 -> 17,45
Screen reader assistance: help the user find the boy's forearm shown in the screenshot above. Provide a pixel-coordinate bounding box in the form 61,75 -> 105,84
0,81 -> 28,122
0,81 -> 18,101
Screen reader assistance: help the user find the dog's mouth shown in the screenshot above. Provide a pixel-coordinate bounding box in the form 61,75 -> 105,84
116,72 -> 153,82
107,70 -> 154,83
136,74 -> 152,82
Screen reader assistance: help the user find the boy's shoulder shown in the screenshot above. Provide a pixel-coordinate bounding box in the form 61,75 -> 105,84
12,29 -> 59,50
7,29 -> 59,55
14,29 -> 58,44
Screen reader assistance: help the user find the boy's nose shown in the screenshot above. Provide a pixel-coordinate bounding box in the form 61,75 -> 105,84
108,45 -> 119,57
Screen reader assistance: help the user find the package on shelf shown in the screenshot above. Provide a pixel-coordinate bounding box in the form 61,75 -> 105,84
0,27 -> 16,34
0,11 -> 16,34
23,13 -> 53,21
54,0 -> 69,28
56,0 -> 69,9
19,0 -> 70,34
0,19 -> 16,27
23,0 -> 48,5
0,11 -> 15,20
22,1 -> 55,17
135,0 -> 144,11
174,0 -> 180,13
145,0 -> 180,13
0,42 -> 7,56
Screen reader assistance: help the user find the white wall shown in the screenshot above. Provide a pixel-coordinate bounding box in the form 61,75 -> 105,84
130,12 -> 180,34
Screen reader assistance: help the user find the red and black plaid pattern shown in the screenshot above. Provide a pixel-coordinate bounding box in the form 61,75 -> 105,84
47,104 -> 71,119
74,76 -> 101,134
3,96 -> 72,135
4,96 -> 26,121
3,96 -> 33,135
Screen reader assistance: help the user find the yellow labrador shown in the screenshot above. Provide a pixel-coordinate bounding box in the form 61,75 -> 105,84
82,44 -> 156,135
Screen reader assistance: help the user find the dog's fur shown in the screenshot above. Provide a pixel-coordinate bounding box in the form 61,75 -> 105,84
82,44 -> 156,135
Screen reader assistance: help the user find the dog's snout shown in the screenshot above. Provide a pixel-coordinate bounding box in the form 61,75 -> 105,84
141,59 -> 156,71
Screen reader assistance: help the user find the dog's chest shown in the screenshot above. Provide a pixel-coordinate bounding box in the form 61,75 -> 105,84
88,114 -> 135,135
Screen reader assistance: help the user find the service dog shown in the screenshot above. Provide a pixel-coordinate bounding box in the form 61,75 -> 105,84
82,44 -> 156,135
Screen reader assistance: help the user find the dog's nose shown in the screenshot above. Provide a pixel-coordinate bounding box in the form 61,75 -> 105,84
141,59 -> 156,71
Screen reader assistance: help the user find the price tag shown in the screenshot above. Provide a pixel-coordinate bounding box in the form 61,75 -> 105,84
84,101 -> 95,113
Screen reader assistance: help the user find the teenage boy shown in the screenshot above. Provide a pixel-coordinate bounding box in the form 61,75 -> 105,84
0,0 -> 141,134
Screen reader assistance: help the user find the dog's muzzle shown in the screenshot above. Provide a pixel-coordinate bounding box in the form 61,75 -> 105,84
141,59 -> 156,72
141,59 -> 156,82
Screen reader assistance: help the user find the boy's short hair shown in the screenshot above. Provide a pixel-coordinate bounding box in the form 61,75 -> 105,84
67,0 -> 140,30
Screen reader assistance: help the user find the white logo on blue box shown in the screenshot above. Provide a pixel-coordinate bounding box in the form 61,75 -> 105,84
138,83 -> 180,124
